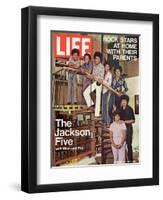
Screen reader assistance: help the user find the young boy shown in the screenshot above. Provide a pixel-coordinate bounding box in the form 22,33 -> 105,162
110,111 -> 127,164
83,52 -> 104,117
119,95 -> 135,163
81,53 -> 93,92
67,48 -> 80,105
102,60 -> 112,126
109,66 -> 128,121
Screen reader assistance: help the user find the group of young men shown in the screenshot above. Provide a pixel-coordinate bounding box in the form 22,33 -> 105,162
66,48 -> 136,164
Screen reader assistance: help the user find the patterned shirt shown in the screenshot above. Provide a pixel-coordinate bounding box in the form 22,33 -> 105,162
92,63 -> 104,80
112,76 -> 128,93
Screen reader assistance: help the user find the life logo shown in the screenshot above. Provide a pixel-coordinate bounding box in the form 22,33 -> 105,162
53,33 -> 92,58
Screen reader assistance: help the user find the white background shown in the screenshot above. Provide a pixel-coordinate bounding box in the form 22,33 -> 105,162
0,0 -> 162,199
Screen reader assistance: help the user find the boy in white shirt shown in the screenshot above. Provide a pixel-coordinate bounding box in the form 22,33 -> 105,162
110,111 -> 127,164
102,61 -> 112,126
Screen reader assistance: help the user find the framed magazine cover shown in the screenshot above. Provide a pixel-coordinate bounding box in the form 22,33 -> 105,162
21,6 -> 159,193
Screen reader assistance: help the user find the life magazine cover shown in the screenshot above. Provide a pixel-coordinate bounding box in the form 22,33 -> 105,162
51,31 -> 139,167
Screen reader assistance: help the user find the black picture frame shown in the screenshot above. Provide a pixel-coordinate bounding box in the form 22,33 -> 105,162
21,6 -> 159,193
